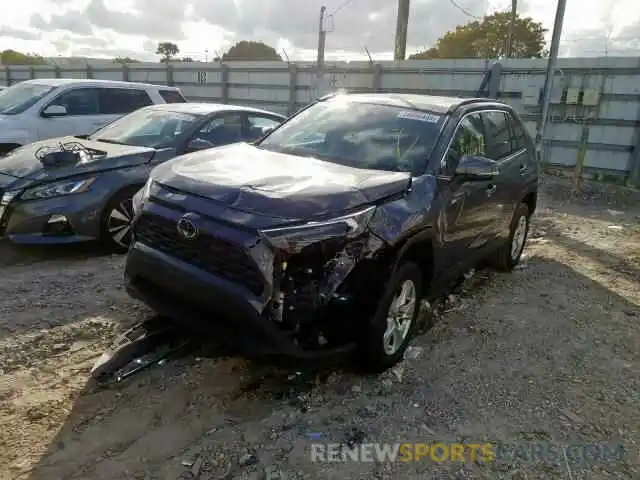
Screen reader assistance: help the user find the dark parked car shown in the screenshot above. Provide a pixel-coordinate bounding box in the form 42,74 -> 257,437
0,103 -> 285,251
124,93 -> 538,371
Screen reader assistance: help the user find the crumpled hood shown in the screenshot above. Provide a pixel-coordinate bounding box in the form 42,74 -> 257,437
0,136 -> 156,185
151,142 -> 412,221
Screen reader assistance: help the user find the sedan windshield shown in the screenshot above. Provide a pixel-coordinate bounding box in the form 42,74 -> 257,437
0,83 -> 57,115
256,96 -> 445,175
89,108 -> 200,148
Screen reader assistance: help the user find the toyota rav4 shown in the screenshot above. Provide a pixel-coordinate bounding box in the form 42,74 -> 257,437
123,92 -> 539,371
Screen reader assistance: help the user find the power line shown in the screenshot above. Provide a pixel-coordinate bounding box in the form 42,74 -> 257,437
448,0 -> 481,19
329,0 -> 356,16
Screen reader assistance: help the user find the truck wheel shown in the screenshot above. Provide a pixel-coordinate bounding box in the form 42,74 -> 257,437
358,261 -> 423,372
100,186 -> 140,254
491,202 -> 530,271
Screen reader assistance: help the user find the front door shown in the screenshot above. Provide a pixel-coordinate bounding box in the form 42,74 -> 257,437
36,87 -> 106,140
434,112 -> 500,278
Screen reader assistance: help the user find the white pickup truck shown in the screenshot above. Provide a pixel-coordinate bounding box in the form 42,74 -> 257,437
0,78 -> 186,155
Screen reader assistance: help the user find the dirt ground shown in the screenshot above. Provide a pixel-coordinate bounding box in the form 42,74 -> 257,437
0,176 -> 638,480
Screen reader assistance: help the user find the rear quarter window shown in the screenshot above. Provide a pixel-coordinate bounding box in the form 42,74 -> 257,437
159,90 -> 187,103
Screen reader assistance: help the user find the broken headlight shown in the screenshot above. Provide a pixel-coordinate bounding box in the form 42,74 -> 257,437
132,178 -> 153,215
260,206 -> 375,254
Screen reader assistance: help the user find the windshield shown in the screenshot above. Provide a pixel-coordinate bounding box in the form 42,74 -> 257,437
256,96 -> 445,175
0,83 -> 57,115
88,108 -> 200,148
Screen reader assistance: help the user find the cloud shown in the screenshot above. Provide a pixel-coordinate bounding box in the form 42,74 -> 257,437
0,26 -> 41,41
31,0 -> 186,40
190,0 -> 491,53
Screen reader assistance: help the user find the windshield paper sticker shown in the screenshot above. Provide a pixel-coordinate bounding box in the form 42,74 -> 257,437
397,110 -> 441,123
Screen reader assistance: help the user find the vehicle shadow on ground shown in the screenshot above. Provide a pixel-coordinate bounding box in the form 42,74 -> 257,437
21,258 -> 640,480
534,216 -> 640,283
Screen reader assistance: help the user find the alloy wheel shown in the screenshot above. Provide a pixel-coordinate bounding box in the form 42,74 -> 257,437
511,214 -> 528,261
106,198 -> 134,248
383,279 -> 417,356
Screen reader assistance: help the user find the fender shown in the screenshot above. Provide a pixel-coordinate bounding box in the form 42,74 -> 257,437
0,130 -> 32,147
388,226 -> 436,280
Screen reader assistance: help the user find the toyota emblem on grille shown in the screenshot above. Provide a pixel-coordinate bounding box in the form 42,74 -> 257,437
176,215 -> 199,240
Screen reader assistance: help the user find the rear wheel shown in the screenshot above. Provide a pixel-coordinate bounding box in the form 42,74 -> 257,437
100,186 -> 140,253
491,202 -> 530,271
358,261 -> 423,372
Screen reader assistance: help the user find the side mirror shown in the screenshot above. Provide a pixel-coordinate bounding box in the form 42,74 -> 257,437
455,155 -> 499,180
186,137 -> 214,152
261,126 -> 275,135
42,105 -> 68,117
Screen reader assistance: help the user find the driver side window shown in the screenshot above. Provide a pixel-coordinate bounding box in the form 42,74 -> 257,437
442,113 -> 486,175
192,113 -> 243,146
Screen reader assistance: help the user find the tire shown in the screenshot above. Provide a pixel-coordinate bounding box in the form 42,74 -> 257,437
100,186 -> 140,254
358,261 -> 423,372
491,202 -> 530,272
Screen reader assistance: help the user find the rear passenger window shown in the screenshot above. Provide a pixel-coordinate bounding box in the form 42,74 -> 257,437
159,90 -> 187,103
508,115 -> 528,151
99,88 -> 153,114
482,111 -> 512,159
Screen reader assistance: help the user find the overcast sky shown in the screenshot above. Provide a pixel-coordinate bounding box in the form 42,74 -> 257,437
0,0 -> 639,61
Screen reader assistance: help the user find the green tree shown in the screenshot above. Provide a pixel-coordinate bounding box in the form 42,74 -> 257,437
409,12 -> 547,60
156,42 -> 179,62
1,49 -> 47,65
221,41 -> 282,61
113,56 -> 141,63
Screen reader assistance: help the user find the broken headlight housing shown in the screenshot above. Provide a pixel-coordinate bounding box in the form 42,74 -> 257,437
132,178 -> 153,215
260,206 -> 375,254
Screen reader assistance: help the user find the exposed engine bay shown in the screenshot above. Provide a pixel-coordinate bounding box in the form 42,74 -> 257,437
266,231 -> 388,351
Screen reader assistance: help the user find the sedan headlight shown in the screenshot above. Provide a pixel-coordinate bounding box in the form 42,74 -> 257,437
21,177 -> 96,201
260,206 -> 375,254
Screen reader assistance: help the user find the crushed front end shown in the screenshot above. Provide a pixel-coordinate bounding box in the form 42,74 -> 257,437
124,181 -> 390,358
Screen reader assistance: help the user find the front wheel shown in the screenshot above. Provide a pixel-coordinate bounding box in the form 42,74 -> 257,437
100,187 -> 139,253
491,202 -> 530,271
358,261 -> 423,372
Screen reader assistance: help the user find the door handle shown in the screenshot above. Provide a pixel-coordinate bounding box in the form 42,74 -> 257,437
486,184 -> 497,196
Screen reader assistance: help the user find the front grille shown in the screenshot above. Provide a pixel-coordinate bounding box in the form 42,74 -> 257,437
134,213 -> 264,295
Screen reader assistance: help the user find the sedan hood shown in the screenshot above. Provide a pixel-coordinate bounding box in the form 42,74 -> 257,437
151,142 -> 412,221
0,136 -> 156,185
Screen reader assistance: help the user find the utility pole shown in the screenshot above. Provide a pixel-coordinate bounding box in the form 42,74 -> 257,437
394,0 -> 411,61
535,0 -> 567,154
506,0 -> 517,57
316,6 -> 327,75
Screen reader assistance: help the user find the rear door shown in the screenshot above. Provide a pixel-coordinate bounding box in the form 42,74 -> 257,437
435,111 -> 502,276
481,110 -> 530,240
96,87 -> 154,130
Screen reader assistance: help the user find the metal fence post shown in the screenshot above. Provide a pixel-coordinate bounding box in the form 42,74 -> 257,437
29,66 -> 35,79
488,62 -> 502,98
5,66 -> 11,85
288,64 -> 297,115
54,65 -> 61,78
220,64 -> 229,103
86,64 -> 93,79
372,63 -> 382,92
122,64 -> 129,82
166,64 -> 174,86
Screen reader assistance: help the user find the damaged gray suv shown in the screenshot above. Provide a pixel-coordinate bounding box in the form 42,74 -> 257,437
124,92 -> 538,371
